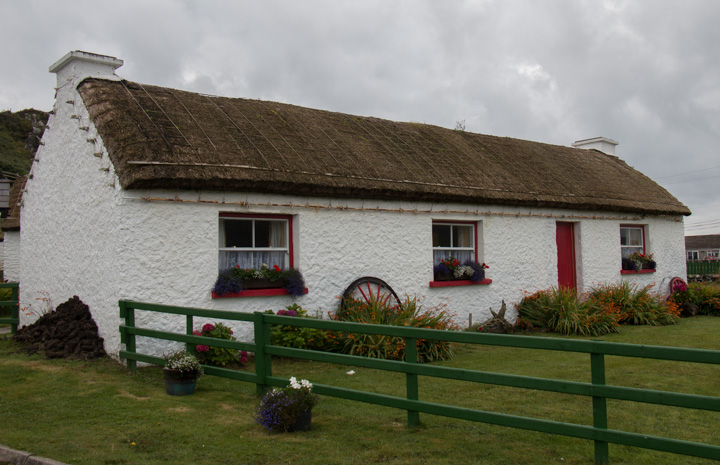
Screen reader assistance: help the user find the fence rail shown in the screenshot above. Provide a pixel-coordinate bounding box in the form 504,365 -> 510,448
0,282 -> 19,333
118,299 -> 720,465
687,260 -> 720,275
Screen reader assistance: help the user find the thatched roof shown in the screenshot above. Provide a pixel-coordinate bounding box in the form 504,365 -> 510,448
76,78 -> 690,216
685,234 -> 720,250
1,176 -> 26,231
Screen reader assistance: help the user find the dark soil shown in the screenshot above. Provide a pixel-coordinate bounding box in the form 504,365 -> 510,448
13,295 -> 106,359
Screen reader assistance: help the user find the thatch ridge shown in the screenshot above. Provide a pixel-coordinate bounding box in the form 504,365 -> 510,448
77,78 -> 690,216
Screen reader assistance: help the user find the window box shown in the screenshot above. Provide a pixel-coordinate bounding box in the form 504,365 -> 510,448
211,286 -> 309,298
620,269 -> 656,275
429,278 -> 492,288
242,277 -> 288,290
212,266 -> 306,298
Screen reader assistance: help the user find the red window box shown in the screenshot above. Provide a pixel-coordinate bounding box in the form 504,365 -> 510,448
620,269 -> 656,275
211,287 -> 309,298
429,278 -> 492,288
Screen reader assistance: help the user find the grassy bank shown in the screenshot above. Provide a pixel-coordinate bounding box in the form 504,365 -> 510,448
1,317 -> 719,465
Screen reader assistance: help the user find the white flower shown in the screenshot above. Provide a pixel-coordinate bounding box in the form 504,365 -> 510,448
346,370 -> 355,375
289,376 -> 301,389
454,265 -> 474,278
300,379 -> 312,389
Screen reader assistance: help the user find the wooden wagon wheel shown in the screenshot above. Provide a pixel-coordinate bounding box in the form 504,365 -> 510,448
340,277 -> 402,310
669,276 -> 687,294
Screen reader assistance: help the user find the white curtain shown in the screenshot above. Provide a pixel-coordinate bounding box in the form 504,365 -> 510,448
433,250 -> 474,264
220,251 -> 286,270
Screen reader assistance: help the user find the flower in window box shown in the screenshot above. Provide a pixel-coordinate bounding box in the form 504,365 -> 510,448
212,264 -> 306,297
434,257 -> 488,282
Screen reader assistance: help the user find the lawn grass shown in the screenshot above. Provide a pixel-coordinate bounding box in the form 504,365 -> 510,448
1,317 -> 719,465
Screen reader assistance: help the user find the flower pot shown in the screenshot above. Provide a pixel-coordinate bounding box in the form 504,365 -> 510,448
242,277 -> 288,290
163,368 -> 198,396
645,261 -> 657,270
621,258 -> 637,271
287,409 -> 312,432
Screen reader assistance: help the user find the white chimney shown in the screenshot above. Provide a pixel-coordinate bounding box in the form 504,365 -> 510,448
49,50 -> 123,88
571,137 -> 618,155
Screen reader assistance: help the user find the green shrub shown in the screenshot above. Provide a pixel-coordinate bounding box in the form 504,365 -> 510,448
669,283 -> 720,316
0,288 -> 12,317
269,304 -> 327,351
193,322 -> 243,367
328,295 -> 457,363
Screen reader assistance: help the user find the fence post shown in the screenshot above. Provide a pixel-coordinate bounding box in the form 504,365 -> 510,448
253,311 -> 272,396
591,351 -> 609,465
405,337 -> 420,428
186,315 -> 194,354
119,301 -> 137,373
10,283 -> 19,334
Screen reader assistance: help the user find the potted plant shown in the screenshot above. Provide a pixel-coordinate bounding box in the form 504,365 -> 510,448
255,377 -> 318,432
628,252 -> 656,270
212,264 -> 306,297
433,257 -> 488,282
163,350 -> 203,396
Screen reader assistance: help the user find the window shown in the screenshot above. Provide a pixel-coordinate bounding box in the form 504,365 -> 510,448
620,225 -> 645,258
219,214 -> 292,271
708,250 -> 719,260
432,221 -> 476,264
687,251 -> 699,261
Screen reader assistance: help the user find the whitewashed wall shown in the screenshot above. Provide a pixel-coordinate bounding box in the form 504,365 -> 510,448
19,68 -> 124,348
2,232 -> 20,282
105,188 -> 687,357
17,74 -> 687,359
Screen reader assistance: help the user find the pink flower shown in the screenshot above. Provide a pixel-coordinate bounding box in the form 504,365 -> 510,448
193,330 -> 201,336
202,323 -> 214,332
196,345 -> 210,352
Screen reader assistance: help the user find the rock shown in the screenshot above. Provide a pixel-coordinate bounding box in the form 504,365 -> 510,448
680,302 -> 700,317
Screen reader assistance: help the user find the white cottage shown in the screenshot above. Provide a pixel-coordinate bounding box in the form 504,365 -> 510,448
2,51 -> 691,358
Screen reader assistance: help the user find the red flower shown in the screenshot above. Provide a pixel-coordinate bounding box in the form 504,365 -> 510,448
273,265 -> 281,272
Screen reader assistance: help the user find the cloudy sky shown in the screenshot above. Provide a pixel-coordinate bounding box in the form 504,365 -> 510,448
1,0 -> 718,234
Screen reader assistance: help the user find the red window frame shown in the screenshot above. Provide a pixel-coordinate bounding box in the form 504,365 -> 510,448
213,213 -> 302,298
430,220 -> 491,287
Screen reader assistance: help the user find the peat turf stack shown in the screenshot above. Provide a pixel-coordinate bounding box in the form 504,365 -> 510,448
13,295 -> 106,359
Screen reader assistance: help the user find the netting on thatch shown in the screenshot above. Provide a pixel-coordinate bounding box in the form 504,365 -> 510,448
76,78 -> 690,216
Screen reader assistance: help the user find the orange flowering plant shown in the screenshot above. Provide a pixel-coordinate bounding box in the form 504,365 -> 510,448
328,295 -> 458,363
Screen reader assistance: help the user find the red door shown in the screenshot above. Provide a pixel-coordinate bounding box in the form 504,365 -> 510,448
556,222 -> 576,289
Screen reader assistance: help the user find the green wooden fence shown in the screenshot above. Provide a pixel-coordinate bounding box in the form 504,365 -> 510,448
687,260 -> 720,275
118,300 -> 720,465
0,282 -> 19,333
